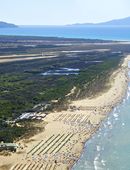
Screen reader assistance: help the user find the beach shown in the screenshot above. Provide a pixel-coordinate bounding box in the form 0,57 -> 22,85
0,55 -> 129,170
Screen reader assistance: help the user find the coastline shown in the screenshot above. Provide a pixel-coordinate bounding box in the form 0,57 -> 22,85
71,56 -> 130,167
0,55 -> 129,170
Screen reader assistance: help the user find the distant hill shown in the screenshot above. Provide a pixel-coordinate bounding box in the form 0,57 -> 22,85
70,17 -> 130,26
0,21 -> 17,28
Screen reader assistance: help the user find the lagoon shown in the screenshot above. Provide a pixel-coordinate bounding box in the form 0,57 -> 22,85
41,68 -> 79,76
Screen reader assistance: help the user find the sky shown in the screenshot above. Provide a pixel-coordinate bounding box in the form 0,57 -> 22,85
0,0 -> 130,25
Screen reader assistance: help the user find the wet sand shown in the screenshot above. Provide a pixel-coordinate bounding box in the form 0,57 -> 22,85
0,55 -> 130,170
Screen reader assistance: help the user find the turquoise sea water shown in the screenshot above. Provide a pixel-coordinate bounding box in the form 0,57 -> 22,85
72,65 -> 130,170
0,26 -> 130,41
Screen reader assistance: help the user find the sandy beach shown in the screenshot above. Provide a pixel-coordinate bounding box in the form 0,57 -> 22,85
0,55 -> 130,170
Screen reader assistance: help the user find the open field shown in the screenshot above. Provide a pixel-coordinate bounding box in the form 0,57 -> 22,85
0,36 -> 130,170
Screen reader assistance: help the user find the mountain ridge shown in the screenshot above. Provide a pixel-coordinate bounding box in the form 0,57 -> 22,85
69,16 -> 130,26
0,21 -> 17,28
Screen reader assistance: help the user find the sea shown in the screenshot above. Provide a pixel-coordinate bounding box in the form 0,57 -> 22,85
72,65 -> 130,170
0,26 -> 130,41
0,26 -> 130,170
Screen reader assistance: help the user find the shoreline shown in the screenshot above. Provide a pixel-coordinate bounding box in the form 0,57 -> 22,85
0,55 -> 129,170
70,55 -> 129,169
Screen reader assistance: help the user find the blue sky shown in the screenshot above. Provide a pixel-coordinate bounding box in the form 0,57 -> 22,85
0,0 -> 130,25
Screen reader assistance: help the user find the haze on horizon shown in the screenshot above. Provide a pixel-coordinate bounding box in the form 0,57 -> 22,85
0,0 -> 130,25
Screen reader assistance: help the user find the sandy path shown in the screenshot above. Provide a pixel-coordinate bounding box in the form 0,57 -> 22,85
0,55 -> 130,170
0,53 -> 58,63
0,48 -> 109,63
